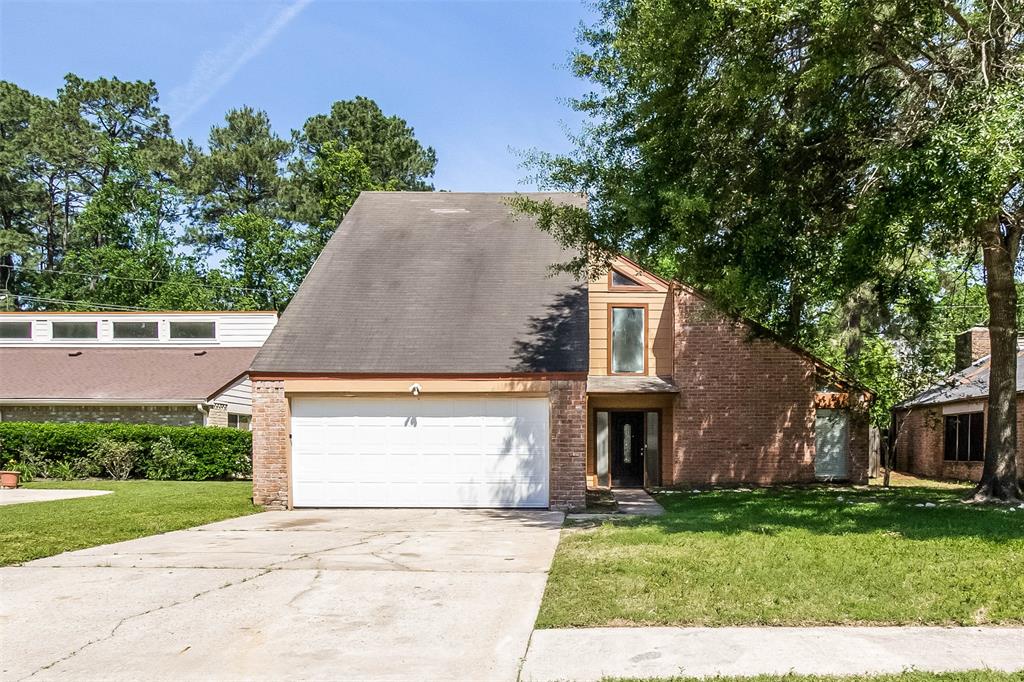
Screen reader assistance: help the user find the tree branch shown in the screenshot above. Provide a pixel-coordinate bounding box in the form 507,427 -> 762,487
940,0 -> 974,40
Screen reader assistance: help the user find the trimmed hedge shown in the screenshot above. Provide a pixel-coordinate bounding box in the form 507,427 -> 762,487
0,421 -> 252,480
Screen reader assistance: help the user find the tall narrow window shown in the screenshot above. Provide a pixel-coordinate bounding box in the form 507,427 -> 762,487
645,411 -> 660,486
610,306 -> 645,373
943,412 -> 984,462
596,411 -> 610,482
623,423 -> 633,463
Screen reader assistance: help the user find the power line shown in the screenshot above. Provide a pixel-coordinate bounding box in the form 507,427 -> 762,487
5,265 -> 274,294
12,295 -> 164,312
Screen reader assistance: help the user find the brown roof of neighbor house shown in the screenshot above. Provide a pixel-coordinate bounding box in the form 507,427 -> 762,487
252,192 -> 590,375
0,347 -> 258,402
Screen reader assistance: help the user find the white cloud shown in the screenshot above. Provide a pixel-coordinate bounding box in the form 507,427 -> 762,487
168,0 -> 312,129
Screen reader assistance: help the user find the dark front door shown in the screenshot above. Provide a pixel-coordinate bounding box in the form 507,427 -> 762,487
610,411 -> 645,487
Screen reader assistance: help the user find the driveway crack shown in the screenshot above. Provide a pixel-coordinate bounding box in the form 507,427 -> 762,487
21,568 -> 271,680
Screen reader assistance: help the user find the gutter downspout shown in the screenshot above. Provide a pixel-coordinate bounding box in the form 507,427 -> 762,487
196,402 -> 216,426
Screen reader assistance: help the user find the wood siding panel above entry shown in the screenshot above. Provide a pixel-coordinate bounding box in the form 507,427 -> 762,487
589,258 -> 673,377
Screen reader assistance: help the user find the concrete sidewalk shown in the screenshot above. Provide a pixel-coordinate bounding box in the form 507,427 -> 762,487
611,488 -> 665,516
520,626 -> 1024,681
0,488 -> 111,506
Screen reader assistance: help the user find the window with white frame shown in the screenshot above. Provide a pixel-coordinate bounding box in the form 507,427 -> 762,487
113,321 -> 159,339
51,321 -> 97,339
0,321 -> 32,339
169,321 -> 216,339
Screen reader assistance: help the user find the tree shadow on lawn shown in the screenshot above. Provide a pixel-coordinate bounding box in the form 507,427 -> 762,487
641,485 -> 1024,542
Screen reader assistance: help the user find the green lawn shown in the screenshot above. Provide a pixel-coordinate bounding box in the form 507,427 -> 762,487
607,673 -> 1024,682
537,484 -> 1024,627
0,480 -> 260,566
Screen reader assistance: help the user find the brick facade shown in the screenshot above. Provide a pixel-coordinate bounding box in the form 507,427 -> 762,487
251,380 -> 289,509
248,286 -> 871,510
895,402 -> 1024,482
670,286 -> 869,486
0,404 -> 203,426
548,379 -> 587,511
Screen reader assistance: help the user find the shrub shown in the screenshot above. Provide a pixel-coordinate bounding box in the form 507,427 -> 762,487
47,459 -> 80,481
92,438 -> 141,480
9,448 -> 45,482
0,422 -> 252,480
145,437 -> 200,481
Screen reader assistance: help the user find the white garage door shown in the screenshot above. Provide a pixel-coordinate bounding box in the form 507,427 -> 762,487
290,396 -> 550,508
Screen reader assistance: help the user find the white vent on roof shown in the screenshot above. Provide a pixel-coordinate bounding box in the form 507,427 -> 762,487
430,208 -> 469,214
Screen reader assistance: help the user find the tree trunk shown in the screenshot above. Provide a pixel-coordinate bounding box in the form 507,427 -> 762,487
882,437 -> 892,487
972,218 -> 1023,503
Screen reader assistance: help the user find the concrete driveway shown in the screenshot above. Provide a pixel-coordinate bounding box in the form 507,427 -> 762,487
1,508 -> 563,681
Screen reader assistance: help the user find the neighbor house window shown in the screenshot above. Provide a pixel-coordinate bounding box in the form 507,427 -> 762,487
169,321 -> 216,339
51,321 -> 97,339
0,321 -> 32,339
944,412 -> 984,462
228,414 -> 251,430
610,305 -> 646,374
113,321 -> 159,339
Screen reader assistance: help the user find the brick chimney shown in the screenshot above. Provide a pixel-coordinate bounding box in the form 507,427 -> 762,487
954,327 -> 991,370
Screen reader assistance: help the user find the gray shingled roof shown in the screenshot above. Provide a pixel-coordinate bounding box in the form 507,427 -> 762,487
899,351 -> 1024,408
252,192 -> 589,374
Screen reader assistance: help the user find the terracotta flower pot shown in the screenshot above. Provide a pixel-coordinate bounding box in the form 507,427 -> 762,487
0,470 -> 20,489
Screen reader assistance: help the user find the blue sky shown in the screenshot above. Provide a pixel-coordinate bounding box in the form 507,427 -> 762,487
0,0 -> 595,191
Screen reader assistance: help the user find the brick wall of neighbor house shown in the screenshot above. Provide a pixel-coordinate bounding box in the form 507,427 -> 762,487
896,402 -> 1024,482
205,403 -> 229,427
549,379 -> 587,510
251,380 -> 289,509
0,404 -> 202,426
670,286 -> 869,485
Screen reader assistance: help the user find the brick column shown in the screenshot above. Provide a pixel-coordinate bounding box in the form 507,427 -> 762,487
252,380 -> 289,509
549,379 -> 587,511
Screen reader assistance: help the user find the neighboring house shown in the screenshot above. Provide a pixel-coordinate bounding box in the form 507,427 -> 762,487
249,192 -> 870,510
0,311 -> 278,428
894,326 -> 1024,483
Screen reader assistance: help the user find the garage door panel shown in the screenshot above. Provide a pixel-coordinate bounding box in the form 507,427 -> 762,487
290,396 -> 550,508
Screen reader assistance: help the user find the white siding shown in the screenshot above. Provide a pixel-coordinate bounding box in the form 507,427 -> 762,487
213,376 -> 253,415
0,312 -> 277,348
213,314 -> 280,346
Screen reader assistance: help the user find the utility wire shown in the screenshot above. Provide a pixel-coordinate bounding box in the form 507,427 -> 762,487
12,295 -> 165,312
5,264 -> 274,294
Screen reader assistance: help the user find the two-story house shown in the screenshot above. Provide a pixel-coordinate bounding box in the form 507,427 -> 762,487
249,192 -> 869,510
0,311 -> 278,428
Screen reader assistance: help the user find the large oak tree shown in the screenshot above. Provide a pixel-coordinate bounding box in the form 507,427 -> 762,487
522,0 -> 1023,501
